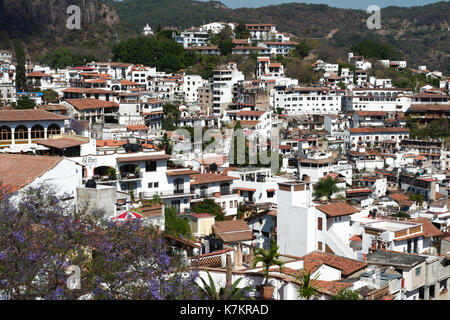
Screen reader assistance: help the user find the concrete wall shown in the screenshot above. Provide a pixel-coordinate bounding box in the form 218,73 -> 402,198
76,185 -> 117,218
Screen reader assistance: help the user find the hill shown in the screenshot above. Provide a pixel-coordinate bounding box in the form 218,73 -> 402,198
0,0 -> 135,62
106,0 -> 450,73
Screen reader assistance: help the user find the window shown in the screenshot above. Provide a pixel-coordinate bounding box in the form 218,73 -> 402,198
154,182 -> 159,188
14,125 -> 28,140
148,183 -> 153,188
145,161 -> 157,172
318,241 -> 323,251
230,201 -> 233,208
318,217 -> 323,231
415,267 -> 421,277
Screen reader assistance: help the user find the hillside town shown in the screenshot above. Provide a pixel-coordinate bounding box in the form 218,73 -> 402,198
0,20 -> 450,301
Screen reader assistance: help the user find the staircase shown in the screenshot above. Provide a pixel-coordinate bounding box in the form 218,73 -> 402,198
323,229 -> 356,259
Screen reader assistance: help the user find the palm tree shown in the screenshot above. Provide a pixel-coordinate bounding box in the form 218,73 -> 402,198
294,270 -> 320,300
313,176 -> 343,201
253,239 -> 284,286
198,271 -> 255,300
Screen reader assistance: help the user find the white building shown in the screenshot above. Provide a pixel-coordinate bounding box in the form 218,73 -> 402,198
277,181 -> 361,259
183,75 -> 207,103
273,86 -> 342,115
343,88 -> 413,113
211,62 -> 244,116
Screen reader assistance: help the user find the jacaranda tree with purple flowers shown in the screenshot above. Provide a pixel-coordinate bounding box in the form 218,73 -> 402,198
0,184 -> 200,300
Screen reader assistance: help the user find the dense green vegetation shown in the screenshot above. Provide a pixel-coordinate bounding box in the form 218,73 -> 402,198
350,40 -> 403,61
106,0 -> 450,73
15,96 -> 36,110
39,48 -> 98,70
192,199 -> 225,221
112,36 -> 196,73
14,42 -> 27,92
164,206 -> 192,238
407,118 -> 450,140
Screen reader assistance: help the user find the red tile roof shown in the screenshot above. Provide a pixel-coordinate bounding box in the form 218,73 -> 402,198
65,98 -> 119,111
301,251 -> 368,277
27,71 -> 52,77
126,124 -> 149,131
213,219 -> 253,243
316,202 -> 360,217
116,154 -> 171,162
0,154 -> 64,193
0,109 -> 68,122
190,173 -> 239,186
37,138 -> 87,149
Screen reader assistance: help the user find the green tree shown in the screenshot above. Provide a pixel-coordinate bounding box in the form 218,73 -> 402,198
218,40 -> 235,56
234,23 -> 250,39
161,103 -> 180,131
14,41 -> 27,92
158,133 -> 173,155
193,199 -> 225,221
331,289 -> 360,300
41,89 -> 59,104
294,270 -> 320,300
313,176 -> 343,201
293,41 -> 310,59
112,36 -> 196,73
351,40 -> 403,61
164,206 -> 191,238
409,193 -> 424,206
15,96 -> 36,110
253,239 -> 284,286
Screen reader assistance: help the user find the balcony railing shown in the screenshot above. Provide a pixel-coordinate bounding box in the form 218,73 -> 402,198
119,172 -> 143,181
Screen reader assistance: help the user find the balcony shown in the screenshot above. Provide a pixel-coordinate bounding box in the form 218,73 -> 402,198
119,171 -> 143,181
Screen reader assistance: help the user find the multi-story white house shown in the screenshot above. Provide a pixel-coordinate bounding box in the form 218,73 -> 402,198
211,62 -> 244,116
73,150 -> 195,213
343,88 -> 413,113
277,181 -> 361,259
175,27 -> 210,48
190,173 -> 240,217
182,75 -> 207,103
347,127 -> 410,150
273,86 -> 342,115
245,24 -> 277,41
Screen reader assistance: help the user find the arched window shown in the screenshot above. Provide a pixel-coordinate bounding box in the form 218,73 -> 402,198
14,125 -> 28,141
0,126 -> 12,141
48,124 -> 61,136
31,124 -> 45,140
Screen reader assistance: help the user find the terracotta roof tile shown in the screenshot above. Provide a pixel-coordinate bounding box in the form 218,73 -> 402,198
300,251 -> 367,277
0,109 -> 68,122
0,154 -> 63,193
316,202 -> 360,217
190,173 -> 238,185
213,220 -> 253,243
65,98 -> 119,111
37,138 -> 87,149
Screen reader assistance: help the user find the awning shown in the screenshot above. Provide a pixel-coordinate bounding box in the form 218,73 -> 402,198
234,187 -> 256,192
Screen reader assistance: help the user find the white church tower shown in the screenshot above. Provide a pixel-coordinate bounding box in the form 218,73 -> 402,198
142,23 -> 154,36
